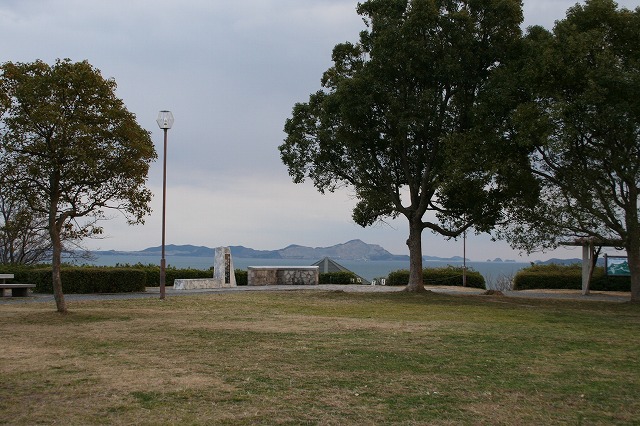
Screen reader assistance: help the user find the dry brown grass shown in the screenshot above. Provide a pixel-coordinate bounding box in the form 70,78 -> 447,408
1,291 -> 639,425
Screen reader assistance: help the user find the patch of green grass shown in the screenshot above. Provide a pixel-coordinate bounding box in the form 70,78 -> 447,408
1,291 -> 639,424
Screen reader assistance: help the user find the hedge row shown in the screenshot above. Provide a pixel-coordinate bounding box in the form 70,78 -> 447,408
7,267 -> 147,294
115,264 -> 251,286
386,266 -> 486,289
0,263 -> 252,293
319,271 -> 359,284
0,264 -> 247,294
513,264 -> 631,291
115,264 -> 212,286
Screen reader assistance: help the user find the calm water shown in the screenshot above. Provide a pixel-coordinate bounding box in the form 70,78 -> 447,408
79,254 -> 529,288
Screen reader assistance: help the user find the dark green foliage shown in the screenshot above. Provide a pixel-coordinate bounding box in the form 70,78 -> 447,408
8,266 -> 147,294
1,263 -> 251,292
499,0 -> 640,301
513,264 -> 631,291
280,0 -> 528,291
387,267 -> 485,289
110,263 -> 211,286
1,59 -> 157,311
235,269 -> 248,286
0,263 -> 46,285
319,271 -> 358,284
386,270 -> 410,286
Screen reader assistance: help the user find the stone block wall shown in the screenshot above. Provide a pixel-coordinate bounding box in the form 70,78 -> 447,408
248,266 -> 319,286
174,246 -> 236,290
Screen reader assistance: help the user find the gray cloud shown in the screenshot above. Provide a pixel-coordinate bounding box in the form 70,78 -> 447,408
1,0 -> 636,259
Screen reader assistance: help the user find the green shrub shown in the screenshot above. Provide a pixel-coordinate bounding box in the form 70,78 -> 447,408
386,266 -> 485,289
513,264 -> 631,291
387,270 -> 410,286
1,263 -> 220,293
110,264 -> 247,286
0,263 -> 46,283
425,266 -> 485,289
111,263 -> 212,286
17,267 -> 147,294
319,271 -> 358,284
235,269 -> 248,286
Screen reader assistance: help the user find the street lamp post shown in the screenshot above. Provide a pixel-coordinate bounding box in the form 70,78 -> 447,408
463,229 -> 467,287
156,110 -> 174,300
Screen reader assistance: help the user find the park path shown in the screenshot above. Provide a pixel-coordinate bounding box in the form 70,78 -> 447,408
0,284 -> 631,305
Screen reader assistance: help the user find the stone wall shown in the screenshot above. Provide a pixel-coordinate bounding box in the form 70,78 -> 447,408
174,246 -> 236,290
173,278 -> 236,290
248,266 -> 319,286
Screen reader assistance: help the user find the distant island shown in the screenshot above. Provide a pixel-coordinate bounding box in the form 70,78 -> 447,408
92,239 -> 469,262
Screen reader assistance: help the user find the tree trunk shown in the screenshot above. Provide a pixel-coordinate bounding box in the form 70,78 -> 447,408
405,218 -> 425,292
49,224 -> 67,313
627,240 -> 640,304
625,192 -> 639,303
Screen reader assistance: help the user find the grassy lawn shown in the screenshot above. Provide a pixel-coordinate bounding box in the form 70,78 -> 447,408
1,291 -> 639,425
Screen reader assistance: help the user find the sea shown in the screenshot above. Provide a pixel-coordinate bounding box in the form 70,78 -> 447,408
77,254 -> 531,289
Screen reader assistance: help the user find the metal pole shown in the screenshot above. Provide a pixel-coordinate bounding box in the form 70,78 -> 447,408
463,229 -> 467,287
582,240 -> 592,296
160,127 -> 168,300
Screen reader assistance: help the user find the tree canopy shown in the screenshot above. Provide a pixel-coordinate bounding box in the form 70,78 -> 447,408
0,59 -> 156,312
281,0 -> 531,291
498,0 -> 640,301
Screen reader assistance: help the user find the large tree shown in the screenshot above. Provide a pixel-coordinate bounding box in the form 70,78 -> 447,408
280,0 -> 531,291
501,0 -> 640,302
0,59 -> 156,312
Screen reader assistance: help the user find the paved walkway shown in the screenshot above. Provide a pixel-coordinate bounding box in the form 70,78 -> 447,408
0,284 -> 632,304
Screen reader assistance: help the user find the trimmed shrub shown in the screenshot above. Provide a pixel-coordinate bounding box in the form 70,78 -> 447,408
592,273 -> 631,291
386,266 -> 485,289
513,264 -> 631,291
1,264 -> 251,292
0,264 -> 46,283
111,263 -> 212,286
387,270 -> 410,286
235,269 -> 248,286
110,264 -> 248,287
425,266 -> 485,289
319,271 -> 358,284
19,267 -> 147,294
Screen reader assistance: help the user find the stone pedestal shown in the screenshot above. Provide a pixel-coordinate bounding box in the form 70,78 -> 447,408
174,247 -> 236,290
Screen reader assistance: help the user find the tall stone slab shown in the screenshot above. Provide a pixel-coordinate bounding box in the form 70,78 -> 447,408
174,246 -> 236,290
213,246 -> 236,287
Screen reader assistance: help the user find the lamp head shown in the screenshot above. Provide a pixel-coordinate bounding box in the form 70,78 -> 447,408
156,110 -> 174,129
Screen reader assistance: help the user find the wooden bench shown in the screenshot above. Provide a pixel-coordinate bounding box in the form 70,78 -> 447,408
0,274 -> 36,297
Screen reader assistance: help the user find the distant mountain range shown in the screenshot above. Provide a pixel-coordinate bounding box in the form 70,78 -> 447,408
91,239 -> 599,264
92,239 -> 468,262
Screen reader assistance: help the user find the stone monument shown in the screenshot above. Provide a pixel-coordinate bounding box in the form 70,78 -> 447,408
213,246 -> 236,286
174,246 -> 236,290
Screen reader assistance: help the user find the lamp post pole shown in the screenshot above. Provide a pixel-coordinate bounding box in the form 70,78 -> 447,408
156,110 -> 174,300
463,229 -> 467,287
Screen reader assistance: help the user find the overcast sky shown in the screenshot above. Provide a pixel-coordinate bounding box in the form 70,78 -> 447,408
1,0 -> 636,261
